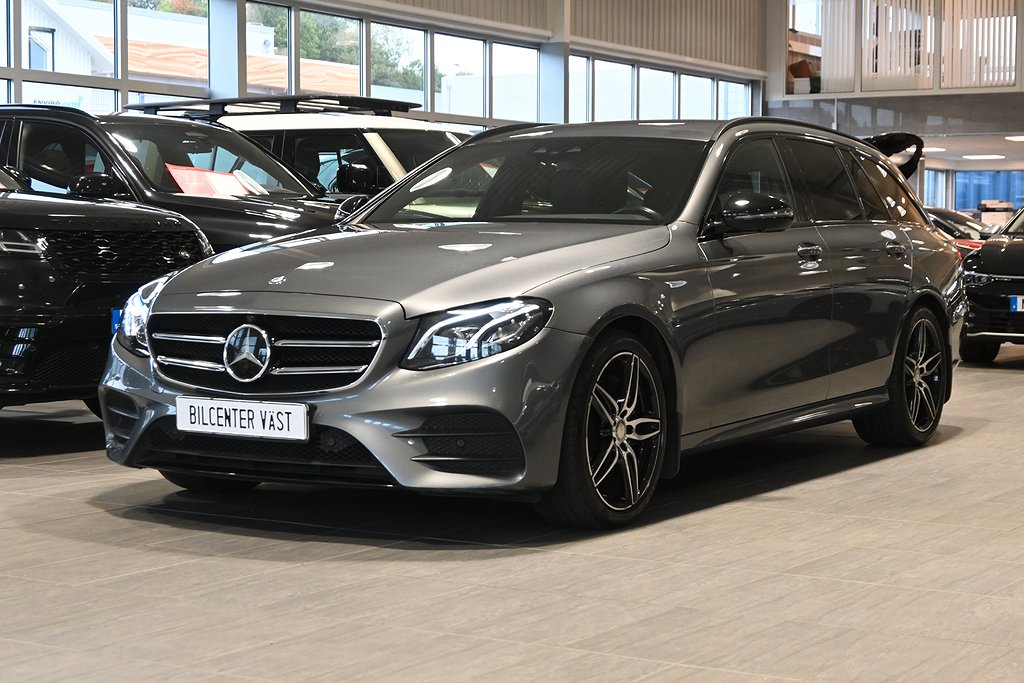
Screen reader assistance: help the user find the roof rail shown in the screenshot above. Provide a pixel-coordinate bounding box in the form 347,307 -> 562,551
123,93 -> 421,120
0,103 -> 98,119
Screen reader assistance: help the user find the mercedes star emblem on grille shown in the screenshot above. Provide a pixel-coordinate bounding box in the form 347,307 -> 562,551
223,324 -> 272,382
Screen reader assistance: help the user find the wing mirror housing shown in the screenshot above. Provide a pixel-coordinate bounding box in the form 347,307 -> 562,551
719,192 -> 795,233
70,173 -> 129,199
336,164 -> 376,195
335,194 -> 370,219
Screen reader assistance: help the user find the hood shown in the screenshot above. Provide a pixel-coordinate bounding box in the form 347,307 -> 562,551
158,221 -> 671,316
0,192 -> 193,230
972,233 -> 1024,275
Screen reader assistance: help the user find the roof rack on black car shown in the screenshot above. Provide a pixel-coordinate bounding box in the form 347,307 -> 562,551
124,93 -> 421,120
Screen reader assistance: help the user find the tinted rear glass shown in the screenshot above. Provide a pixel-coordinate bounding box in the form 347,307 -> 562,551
365,136 -> 707,225
781,139 -> 863,222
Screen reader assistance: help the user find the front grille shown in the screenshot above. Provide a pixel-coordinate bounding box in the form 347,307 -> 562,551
399,412 -> 526,477
135,417 -> 392,484
30,339 -> 109,386
38,229 -> 204,279
148,313 -> 383,394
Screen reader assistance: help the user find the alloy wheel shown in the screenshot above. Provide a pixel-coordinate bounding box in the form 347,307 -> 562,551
585,351 -> 664,511
903,317 -> 944,432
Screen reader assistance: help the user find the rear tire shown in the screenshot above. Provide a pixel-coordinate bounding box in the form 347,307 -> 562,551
159,470 -> 259,495
534,332 -> 667,529
853,307 -> 947,447
960,339 -> 1000,364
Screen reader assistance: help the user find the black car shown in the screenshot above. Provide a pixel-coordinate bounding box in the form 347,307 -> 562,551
0,166 -> 210,413
926,206 -> 995,254
0,105 -> 346,252
961,208 -> 1024,362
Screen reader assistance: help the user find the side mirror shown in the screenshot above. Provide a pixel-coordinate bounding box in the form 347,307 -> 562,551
336,194 -> 370,218
70,173 -> 129,199
2,165 -> 32,189
720,192 -> 794,233
336,164 -> 375,194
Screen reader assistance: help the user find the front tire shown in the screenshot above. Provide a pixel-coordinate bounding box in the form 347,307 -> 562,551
159,470 -> 259,495
535,332 -> 667,529
853,307 -> 947,447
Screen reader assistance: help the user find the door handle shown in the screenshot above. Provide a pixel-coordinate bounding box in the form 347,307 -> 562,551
885,240 -> 907,256
796,242 -> 823,261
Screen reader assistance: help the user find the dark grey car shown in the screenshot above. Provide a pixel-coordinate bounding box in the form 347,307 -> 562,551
99,118 -> 965,528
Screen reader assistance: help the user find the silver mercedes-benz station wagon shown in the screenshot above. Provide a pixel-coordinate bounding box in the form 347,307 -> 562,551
100,117 -> 965,528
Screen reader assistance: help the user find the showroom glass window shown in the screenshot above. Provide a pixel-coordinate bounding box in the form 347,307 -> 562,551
679,74 -> 715,119
22,0 -> 114,76
370,23 -> 425,108
923,169 -> 946,207
16,120 -> 111,194
128,0 -> 208,88
246,2 -> 289,94
299,11 -> 359,95
593,60 -> 633,121
434,34 -> 484,117
22,82 -> 114,114
781,138 -> 863,221
568,55 -> 589,122
638,67 -> 674,119
717,81 -> 750,119
492,43 -> 538,122
0,1 -> 7,67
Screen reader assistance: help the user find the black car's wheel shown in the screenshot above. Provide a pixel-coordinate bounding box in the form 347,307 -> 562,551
535,332 -> 667,529
854,307 -> 947,447
960,338 -> 1000,364
159,470 -> 259,495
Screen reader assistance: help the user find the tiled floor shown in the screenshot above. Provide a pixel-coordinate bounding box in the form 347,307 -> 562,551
2,348 -> 1024,681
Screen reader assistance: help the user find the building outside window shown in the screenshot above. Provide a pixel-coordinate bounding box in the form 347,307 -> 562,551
127,0 -> 208,88
638,67 -> 674,119
27,26 -> 53,71
246,2 -> 289,94
679,74 -> 715,118
23,0 -> 114,76
492,43 -> 538,122
298,11 -> 360,95
434,33 -> 484,117
370,23 -> 425,108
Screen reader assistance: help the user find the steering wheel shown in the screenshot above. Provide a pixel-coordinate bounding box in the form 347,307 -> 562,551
613,205 -> 664,222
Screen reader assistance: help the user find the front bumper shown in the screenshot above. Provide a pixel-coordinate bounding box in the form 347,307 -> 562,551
964,284 -> 1024,345
100,294 -> 590,494
1,310 -> 117,406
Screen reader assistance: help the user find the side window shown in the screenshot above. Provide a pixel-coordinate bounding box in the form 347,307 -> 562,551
843,150 -> 890,220
712,138 -> 794,220
780,138 -> 863,222
289,132 -> 385,193
18,121 -> 109,194
854,154 -> 929,226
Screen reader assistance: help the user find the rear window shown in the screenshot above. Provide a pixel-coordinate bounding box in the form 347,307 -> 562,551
365,136 -> 707,225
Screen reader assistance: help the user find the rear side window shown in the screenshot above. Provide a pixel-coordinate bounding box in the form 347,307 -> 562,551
854,154 -> 929,226
780,138 -> 863,222
843,149 -> 890,220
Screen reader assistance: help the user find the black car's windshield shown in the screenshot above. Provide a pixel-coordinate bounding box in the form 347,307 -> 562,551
365,136 -> 707,225
377,130 -> 468,173
103,120 -> 311,198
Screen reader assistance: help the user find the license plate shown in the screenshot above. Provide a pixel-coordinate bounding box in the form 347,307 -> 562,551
111,308 -> 122,334
1012,296 -> 1024,312
175,396 -> 308,441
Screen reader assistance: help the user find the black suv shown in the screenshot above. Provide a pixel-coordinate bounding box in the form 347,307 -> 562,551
0,105 -> 346,252
0,166 -> 210,412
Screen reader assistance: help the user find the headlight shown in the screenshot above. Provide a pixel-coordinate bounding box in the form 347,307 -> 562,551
115,275 -> 171,357
402,298 -> 552,370
0,229 -> 43,257
963,271 -> 992,286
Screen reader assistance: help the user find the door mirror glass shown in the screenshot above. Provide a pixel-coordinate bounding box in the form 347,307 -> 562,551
720,191 -> 794,233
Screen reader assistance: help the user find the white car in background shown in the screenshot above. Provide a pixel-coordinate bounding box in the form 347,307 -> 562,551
128,94 -> 469,200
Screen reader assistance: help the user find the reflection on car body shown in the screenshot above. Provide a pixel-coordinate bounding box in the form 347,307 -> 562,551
100,117 -> 965,529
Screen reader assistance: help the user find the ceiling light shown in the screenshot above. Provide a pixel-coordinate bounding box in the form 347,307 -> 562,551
963,154 -> 1006,160
921,146 -> 946,153
1005,135 -> 1024,142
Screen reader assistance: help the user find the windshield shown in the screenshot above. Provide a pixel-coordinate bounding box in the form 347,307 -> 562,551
103,120 -> 311,198
377,130 -> 468,173
365,136 -> 707,225
1001,208 -> 1024,235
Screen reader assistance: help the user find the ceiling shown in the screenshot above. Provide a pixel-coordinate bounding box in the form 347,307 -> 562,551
919,134 -> 1024,171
